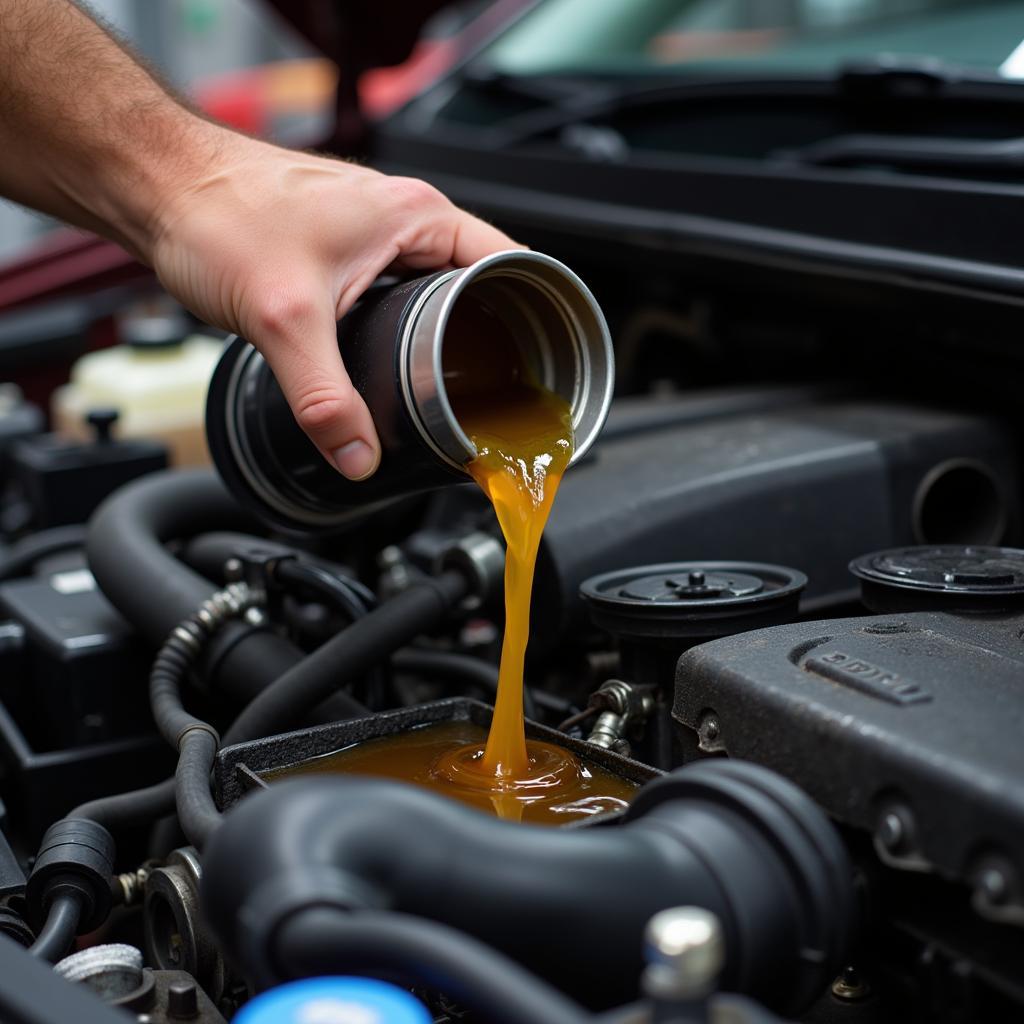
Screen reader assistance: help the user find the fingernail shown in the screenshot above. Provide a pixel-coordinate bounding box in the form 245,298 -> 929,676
332,440 -> 378,481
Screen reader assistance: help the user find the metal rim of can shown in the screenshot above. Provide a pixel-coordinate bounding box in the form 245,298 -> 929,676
400,249 -> 615,472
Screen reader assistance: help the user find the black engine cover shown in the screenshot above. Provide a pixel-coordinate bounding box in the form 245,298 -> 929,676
532,389 -> 1018,652
673,609 -> 1024,923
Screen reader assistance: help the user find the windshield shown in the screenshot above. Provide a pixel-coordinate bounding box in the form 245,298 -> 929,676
483,0 -> 1024,79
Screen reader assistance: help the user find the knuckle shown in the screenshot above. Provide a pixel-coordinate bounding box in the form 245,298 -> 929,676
293,387 -> 355,435
253,288 -> 318,340
380,176 -> 446,215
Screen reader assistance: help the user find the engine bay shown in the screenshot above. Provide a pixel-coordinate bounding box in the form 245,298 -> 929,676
0,260 -> 1022,1024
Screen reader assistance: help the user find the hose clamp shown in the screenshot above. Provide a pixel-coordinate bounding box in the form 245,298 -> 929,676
175,721 -> 221,751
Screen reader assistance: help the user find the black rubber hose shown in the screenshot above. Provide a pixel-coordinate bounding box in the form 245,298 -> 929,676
273,559 -> 385,710
150,632 -> 214,749
274,560 -> 371,623
27,892 -> 83,963
83,476 -> 461,843
180,532 -> 380,713
179,530 -> 292,583
87,470 -> 250,637
223,571 -> 468,745
67,779 -> 175,830
181,532 -> 377,613
148,618 -> 224,849
175,730 -> 222,851
203,761 -> 854,1014
86,470 -> 303,704
276,910 -> 587,1024
0,525 -> 87,581
68,568 -> 390,837
391,648 -> 539,721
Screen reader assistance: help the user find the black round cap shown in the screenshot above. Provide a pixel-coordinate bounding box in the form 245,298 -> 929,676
121,311 -> 189,349
580,561 -> 807,642
850,545 -> 1024,613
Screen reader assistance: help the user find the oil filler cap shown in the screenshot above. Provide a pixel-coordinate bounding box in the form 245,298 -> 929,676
850,544 -> 1024,613
233,978 -> 431,1024
580,561 -> 807,642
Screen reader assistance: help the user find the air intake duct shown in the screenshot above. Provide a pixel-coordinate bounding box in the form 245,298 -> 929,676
202,759 -> 854,1014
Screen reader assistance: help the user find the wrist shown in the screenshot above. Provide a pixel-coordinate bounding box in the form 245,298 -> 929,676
60,107 -> 231,264
107,112 -> 233,263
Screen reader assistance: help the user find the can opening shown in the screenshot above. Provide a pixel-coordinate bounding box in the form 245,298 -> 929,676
438,271 -> 579,469
440,284 -> 538,410
422,253 -> 611,472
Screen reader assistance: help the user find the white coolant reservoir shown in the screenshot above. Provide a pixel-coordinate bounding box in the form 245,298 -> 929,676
52,310 -> 225,466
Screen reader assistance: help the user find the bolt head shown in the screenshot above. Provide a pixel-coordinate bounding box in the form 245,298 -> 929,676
644,907 -> 725,996
167,979 -> 199,1019
244,607 -> 266,627
877,808 -> 912,853
977,866 -> 1011,906
698,714 -> 720,743
831,965 -> 871,1001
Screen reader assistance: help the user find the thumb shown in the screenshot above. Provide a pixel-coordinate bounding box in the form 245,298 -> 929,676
248,290 -> 381,481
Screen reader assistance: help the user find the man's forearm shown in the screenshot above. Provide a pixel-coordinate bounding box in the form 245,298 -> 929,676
0,0 -> 220,260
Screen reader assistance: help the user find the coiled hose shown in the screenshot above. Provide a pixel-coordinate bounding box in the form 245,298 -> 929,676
86,470 -> 303,704
148,582 -> 264,850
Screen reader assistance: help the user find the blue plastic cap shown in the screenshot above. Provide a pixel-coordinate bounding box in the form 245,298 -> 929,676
232,978 -> 432,1024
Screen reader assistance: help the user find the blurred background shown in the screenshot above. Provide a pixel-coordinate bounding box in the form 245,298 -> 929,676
2,0 -> 1022,491
3,0 -> 1021,265
0,0 -> 491,261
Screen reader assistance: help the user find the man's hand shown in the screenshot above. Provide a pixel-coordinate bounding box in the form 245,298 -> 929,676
151,141 -> 518,479
0,0 -> 518,480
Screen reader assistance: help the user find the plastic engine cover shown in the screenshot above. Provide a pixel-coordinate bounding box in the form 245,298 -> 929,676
673,610 -> 1024,921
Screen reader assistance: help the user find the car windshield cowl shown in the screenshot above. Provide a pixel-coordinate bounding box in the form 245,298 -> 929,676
421,55 -> 1024,155
473,0 -> 1024,83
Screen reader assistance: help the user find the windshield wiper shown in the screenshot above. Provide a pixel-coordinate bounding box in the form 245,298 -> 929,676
835,54 -> 1007,96
440,56 -> 1024,152
776,132 -> 1024,174
454,65 -> 608,107
776,57 -> 1024,175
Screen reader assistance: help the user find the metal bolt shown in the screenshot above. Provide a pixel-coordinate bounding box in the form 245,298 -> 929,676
832,965 -> 871,1002
377,546 -> 403,568
243,606 -> 266,627
877,810 -> 907,852
978,867 -> 1010,906
688,571 -> 706,586
223,558 -> 243,582
167,979 -> 199,1020
643,907 -> 725,1000
697,712 -> 721,754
